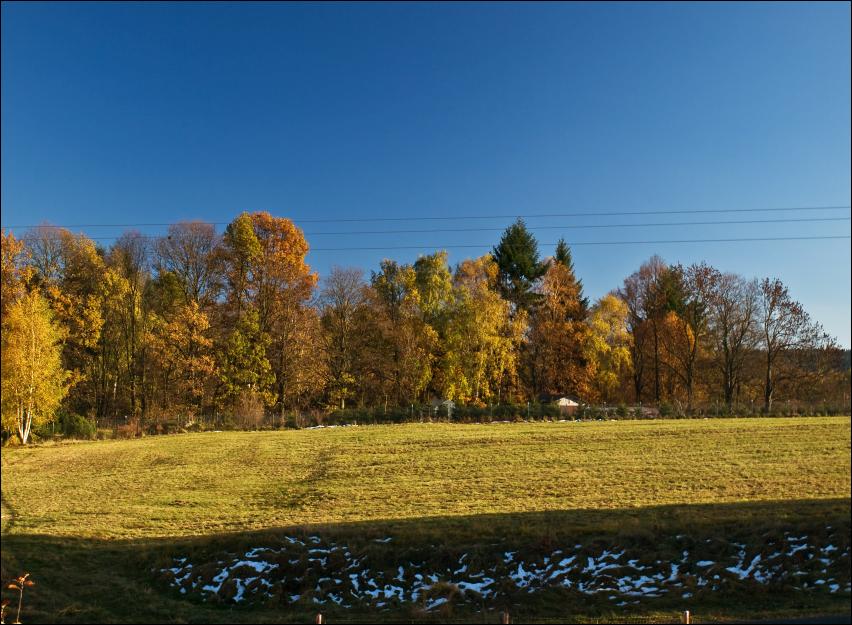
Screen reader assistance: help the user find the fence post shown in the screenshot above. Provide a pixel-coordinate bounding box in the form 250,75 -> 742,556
500,610 -> 510,624
681,610 -> 691,624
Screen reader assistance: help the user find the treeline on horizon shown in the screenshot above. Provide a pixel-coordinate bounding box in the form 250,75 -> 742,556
1,212 -> 849,442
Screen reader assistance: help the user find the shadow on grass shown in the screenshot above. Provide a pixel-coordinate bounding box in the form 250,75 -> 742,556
1,498 -> 850,624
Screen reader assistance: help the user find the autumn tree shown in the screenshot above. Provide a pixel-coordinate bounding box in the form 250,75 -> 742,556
586,294 -> 632,402
553,238 -> 589,316
155,221 -> 222,308
106,232 -> 149,418
757,278 -> 827,412
216,308 -> 274,409
319,267 -> 368,410
24,224 -> 64,283
146,301 -> 215,420
619,256 -> 669,402
274,304 -> 327,416
1,231 -> 32,323
527,260 -> 592,399
441,255 -> 525,405
24,227 -> 107,418
707,272 -> 759,409
414,251 -> 454,323
370,260 -> 436,407
97,267 -> 134,421
220,212 -> 262,321
658,263 -> 714,409
1,291 -> 70,443
221,212 -> 322,417
413,252 -> 454,398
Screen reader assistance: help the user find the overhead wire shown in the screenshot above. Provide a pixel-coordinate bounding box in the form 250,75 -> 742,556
2,204 -> 849,229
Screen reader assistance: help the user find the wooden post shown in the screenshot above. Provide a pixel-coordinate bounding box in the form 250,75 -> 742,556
681,610 -> 691,624
315,614 -> 323,624
500,610 -> 510,624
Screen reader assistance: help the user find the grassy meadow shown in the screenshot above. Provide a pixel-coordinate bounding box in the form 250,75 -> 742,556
1,417 -> 850,623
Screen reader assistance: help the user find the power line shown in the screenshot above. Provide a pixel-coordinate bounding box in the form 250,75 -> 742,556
2,204 -> 849,229
310,235 -> 851,251
306,216 -> 850,235
9,216 -> 851,241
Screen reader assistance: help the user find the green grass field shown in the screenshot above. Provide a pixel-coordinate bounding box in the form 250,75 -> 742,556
1,417 -> 850,623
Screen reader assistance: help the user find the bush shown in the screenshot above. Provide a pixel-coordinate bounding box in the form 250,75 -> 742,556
59,412 -> 97,440
115,419 -> 139,439
145,419 -> 183,435
32,412 -> 97,440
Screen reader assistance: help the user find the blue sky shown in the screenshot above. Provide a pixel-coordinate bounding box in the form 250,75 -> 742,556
2,2 -> 850,345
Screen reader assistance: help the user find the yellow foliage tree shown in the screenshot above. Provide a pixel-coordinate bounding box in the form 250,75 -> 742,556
442,255 -> 524,405
369,260 -> 437,407
1,230 -> 33,324
586,294 -> 633,403
146,301 -> 215,420
1,291 -> 70,443
659,309 -> 697,406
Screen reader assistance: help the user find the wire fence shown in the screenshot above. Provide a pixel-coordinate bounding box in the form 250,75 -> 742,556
303,610 -> 701,624
93,401 -> 851,433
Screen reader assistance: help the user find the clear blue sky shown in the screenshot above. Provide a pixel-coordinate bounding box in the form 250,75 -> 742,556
2,2 -> 850,345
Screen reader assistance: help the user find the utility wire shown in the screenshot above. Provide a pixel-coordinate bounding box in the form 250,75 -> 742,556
306,216 -> 850,235
310,235 -> 851,251
9,217 -> 851,241
2,204 -> 849,229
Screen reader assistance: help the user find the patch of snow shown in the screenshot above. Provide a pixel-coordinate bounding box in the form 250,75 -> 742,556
726,554 -> 761,580
509,562 -> 536,588
201,568 -> 229,594
231,559 -> 277,574
456,578 -> 495,596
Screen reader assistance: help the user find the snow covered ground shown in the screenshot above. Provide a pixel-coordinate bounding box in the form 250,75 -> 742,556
158,529 -> 850,609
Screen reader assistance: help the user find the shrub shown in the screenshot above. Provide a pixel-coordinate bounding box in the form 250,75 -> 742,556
145,419 -> 183,435
59,412 -> 97,440
115,419 -> 139,439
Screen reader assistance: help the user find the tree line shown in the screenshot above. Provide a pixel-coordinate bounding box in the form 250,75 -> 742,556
1,213 -> 848,442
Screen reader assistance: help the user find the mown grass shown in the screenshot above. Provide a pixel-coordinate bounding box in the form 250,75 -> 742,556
1,417 -> 850,623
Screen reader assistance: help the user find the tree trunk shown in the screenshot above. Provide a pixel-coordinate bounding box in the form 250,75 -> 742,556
632,361 -> 643,403
130,303 -> 137,417
17,404 -> 32,445
723,360 -> 735,410
652,320 -> 661,402
763,351 -> 773,413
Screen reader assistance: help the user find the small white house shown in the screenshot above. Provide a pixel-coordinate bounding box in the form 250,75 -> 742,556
430,398 -> 455,418
556,397 -> 579,416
